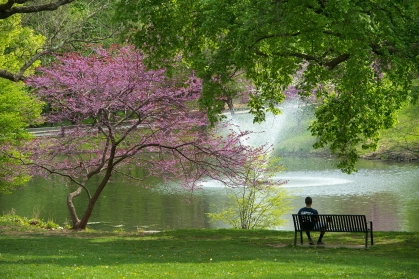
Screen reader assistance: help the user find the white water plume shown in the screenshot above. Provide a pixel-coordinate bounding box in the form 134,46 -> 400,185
222,99 -> 309,149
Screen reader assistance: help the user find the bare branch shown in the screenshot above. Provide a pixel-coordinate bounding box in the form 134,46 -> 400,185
0,0 -> 75,19
113,169 -> 145,181
17,157 -> 92,199
0,69 -> 20,82
324,53 -> 350,69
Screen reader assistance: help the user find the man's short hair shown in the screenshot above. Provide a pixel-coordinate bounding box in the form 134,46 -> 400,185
305,197 -> 312,205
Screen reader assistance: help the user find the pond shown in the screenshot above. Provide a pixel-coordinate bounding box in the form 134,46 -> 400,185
1,157 -> 418,232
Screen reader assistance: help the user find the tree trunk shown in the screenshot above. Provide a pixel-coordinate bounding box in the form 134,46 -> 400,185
73,172 -> 113,230
76,199 -> 98,230
67,186 -> 83,229
226,97 -> 235,116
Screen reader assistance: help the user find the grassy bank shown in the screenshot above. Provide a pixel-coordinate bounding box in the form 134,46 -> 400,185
361,103 -> 419,161
1,219 -> 418,278
270,102 -> 419,161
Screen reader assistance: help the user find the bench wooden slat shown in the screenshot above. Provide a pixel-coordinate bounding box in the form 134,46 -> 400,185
292,214 -> 373,248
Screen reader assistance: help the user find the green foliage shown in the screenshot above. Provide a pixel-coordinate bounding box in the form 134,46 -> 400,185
0,79 -> 43,194
116,0 -> 419,173
207,156 -> 291,229
22,0 -> 119,53
0,12 -> 45,74
207,185 -> 291,229
0,80 -> 43,143
0,6 -> 49,195
362,101 -> 419,159
0,210 -> 61,231
0,12 -> 44,194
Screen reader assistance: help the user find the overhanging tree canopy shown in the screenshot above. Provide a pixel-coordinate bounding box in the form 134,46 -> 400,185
115,0 -> 419,172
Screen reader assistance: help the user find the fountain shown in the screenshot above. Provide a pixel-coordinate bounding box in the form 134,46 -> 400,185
0,100 -> 418,232
213,101 -> 419,232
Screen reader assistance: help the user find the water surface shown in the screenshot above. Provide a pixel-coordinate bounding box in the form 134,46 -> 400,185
0,157 -> 418,232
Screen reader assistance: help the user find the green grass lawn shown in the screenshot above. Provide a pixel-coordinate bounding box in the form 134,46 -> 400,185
1,221 -> 418,279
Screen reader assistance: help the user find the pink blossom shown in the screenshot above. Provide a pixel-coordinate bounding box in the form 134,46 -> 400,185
22,45 -> 271,229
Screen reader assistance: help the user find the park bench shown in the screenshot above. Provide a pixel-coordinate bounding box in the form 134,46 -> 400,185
292,214 -> 374,248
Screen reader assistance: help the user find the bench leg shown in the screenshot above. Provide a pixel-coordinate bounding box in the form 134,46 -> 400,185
300,231 -> 303,244
365,231 -> 368,248
370,221 -> 374,246
294,231 -> 297,246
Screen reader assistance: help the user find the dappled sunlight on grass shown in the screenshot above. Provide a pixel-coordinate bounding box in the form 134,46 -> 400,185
0,221 -> 418,278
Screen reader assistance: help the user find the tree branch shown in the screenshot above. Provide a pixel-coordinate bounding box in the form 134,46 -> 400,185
254,48 -> 350,70
0,0 -> 120,82
0,48 -> 52,82
113,169 -> 145,181
18,157 -> 92,199
0,0 -> 75,19
0,69 -> 20,82
324,53 -> 350,69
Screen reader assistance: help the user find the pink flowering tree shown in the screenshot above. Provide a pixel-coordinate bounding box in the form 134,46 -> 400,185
24,45 -> 269,230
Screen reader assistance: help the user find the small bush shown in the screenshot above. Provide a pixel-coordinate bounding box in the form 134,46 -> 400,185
1,209 -> 61,230
207,156 -> 292,229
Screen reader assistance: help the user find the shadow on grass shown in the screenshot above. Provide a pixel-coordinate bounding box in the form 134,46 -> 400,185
0,229 -> 418,270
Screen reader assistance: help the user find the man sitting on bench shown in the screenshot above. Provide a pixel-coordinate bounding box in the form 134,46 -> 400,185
297,197 -> 326,245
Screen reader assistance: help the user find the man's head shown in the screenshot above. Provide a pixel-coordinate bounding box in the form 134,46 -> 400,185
305,196 -> 312,205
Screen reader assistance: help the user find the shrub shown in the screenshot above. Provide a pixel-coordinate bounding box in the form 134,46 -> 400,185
207,156 -> 291,229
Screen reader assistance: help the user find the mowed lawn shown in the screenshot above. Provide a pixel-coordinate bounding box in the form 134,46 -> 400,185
1,225 -> 418,279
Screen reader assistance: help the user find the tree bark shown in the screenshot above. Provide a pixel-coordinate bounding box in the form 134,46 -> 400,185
74,170 -> 113,230
226,96 -> 235,116
67,186 -> 83,228
0,0 -> 75,19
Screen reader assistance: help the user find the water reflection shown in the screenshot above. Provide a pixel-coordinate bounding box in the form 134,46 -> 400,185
0,157 -> 418,232
279,158 -> 419,232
